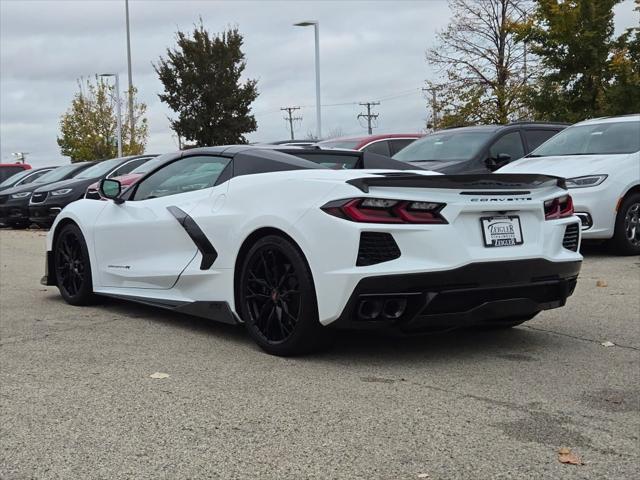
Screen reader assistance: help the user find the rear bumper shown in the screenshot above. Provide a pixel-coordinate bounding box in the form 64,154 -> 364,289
330,258 -> 581,331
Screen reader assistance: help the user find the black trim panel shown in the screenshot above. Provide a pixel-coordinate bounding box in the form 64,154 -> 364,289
100,293 -> 239,325
331,259 -> 581,331
167,206 -> 218,269
347,173 -> 567,193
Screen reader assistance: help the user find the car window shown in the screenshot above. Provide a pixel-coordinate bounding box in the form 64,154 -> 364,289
389,139 -> 416,155
393,131 -> 492,162
75,158 -> 127,179
532,121 -> 640,156
133,155 -> 230,201
108,158 -> 149,178
0,169 -> 31,187
317,140 -> 360,150
362,141 -> 391,156
18,169 -> 52,185
35,163 -> 90,183
489,132 -> 525,161
292,152 -> 360,169
0,167 -> 25,182
524,129 -> 561,152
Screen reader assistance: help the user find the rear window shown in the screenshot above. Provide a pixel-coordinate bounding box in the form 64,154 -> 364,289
291,153 -> 360,169
394,131 -> 492,162
317,140 -> 360,150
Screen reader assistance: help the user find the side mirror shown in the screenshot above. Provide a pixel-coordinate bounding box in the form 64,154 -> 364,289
485,153 -> 512,171
99,178 -> 123,203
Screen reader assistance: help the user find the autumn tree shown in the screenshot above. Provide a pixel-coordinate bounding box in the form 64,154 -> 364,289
521,0 -> 639,121
155,22 -> 258,146
57,78 -> 148,162
426,0 -> 533,128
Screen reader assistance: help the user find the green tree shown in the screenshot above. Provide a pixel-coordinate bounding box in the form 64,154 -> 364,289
155,22 -> 258,146
522,0 -> 639,121
57,78 -> 148,162
426,0 -> 533,128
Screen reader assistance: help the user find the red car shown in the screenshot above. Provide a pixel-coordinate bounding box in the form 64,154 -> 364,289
0,163 -> 31,183
85,171 -> 144,200
317,133 -> 423,156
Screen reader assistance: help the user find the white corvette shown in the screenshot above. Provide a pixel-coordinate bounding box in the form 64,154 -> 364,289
42,146 -> 582,355
499,115 -> 640,255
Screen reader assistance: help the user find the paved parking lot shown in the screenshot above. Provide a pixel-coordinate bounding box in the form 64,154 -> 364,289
0,229 -> 638,479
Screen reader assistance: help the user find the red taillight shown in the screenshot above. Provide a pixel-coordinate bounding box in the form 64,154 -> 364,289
322,198 -> 447,224
544,195 -> 574,220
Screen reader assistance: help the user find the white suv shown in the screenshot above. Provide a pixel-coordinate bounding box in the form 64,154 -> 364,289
499,114 -> 640,255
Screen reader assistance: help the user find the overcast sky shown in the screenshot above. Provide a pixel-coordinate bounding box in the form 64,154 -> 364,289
1,0 -> 638,167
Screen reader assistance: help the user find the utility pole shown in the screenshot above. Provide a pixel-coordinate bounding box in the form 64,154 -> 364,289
125,0 -> 135,147
281,106 -> 302,140
422,87 -> 438,131
357,101 -> 380,135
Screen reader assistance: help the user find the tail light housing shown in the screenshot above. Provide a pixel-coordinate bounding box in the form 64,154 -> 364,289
544,195 -> 574,220
321,197 -> 447,224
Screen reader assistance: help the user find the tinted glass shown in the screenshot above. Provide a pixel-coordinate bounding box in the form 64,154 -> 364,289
133,155 -> 230,201
108,158 -> 149,178
532,121 -> 640,156
489,132 -> 525,160
524,129 -> 561,152
75,158 -> 126,179
317,140 -> 360,150
130,153 -> 177,174
19,169 -> 52,185
0,167 -> 24,182
293,153 -> 360,169
0,169 -> 32,187
394,131 -> 492,162
389,139 -> 416,155
362,141 -> 391,156
35,163 -> 89,183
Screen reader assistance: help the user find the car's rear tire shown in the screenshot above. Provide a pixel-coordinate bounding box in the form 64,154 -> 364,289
609,193 -> 640,256
53,223 -> 95,306
238,234 -> 331,356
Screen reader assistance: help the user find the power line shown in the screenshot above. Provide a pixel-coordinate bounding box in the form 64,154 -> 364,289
281,106 -> 302,140
357,101 -> 380,135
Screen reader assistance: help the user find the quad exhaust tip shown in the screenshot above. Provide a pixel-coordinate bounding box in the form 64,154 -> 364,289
357,297 -> 408,321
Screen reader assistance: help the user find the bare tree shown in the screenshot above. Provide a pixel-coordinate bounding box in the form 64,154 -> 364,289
326,126 -> 346,139
427,0 -> 533,127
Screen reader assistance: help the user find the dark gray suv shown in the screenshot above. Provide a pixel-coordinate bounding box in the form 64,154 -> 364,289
393,122 -> 568,173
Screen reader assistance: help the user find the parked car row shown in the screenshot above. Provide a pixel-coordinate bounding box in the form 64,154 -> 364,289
2,115 -> 638,255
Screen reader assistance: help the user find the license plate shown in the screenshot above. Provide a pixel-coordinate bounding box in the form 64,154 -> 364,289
480,216 -> 523,247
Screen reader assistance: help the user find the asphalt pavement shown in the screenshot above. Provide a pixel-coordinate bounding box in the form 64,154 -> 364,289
1,229 -> 638,479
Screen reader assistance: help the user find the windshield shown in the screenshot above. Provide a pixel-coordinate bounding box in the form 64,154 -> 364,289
74,158 -> 125,179
0,169 -> 31,187
393,131 -> 492,162
318,140 -> 360,150
531,121 -> 640,157
34,163 -> 85,183
130,153 -> 175,174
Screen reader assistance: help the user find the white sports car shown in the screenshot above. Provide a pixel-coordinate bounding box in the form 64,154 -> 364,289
42,146 -> 582,355
499,114 -> 640,255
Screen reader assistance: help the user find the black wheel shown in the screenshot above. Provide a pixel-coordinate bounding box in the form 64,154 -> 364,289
609,193 -> 640,256
238,235 -> 330,356
53,223 -> 95,305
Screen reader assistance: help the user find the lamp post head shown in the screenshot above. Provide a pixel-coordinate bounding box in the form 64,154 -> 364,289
293,21 -> 318,27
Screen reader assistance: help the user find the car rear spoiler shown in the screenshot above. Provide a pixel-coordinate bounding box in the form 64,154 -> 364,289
346,173 -> 567,193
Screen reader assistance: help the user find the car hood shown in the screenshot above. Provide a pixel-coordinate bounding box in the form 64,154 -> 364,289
498,154 -> 633,177
32,176 -> 98,193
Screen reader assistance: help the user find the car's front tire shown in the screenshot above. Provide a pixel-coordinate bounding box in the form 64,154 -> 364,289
238,234 -> 330,356
53,223 -> 95,306
609,193 -> 640,256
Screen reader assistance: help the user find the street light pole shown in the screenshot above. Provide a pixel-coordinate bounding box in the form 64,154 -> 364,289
294,21 -> 321,140
99,73 -> 122,157
125,0 -> 135,146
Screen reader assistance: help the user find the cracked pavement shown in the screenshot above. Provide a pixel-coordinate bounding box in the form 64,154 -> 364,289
1,230 -> 639,479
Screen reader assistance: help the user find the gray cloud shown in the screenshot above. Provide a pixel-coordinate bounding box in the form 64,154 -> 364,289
1,0 -> 638,166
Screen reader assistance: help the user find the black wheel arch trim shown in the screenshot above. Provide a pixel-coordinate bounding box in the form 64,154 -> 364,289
167,206 -> 218,269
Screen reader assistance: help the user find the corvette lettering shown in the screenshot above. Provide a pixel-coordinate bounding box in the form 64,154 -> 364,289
470,197 -> 533,202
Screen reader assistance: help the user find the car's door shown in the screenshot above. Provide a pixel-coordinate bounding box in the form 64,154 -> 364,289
93,154 -> 231,290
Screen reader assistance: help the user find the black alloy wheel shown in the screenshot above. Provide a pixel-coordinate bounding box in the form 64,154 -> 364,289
239,235 -> 329,356
54,223 -> 95,305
